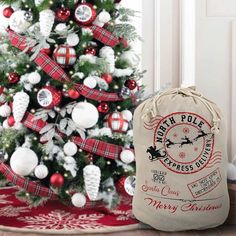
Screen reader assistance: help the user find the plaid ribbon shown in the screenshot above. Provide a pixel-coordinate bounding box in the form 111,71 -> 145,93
71,136 -> 122,160
89,25 -> 120,47
7,29 -> 122,102
21,112 -> 133,160
0,163 -> 58,199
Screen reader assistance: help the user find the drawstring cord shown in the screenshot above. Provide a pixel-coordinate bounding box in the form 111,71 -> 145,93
141,88 -> 221,135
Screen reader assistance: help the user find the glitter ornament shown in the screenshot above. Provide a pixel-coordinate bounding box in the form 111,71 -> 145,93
3,6 -> 14,18
8,72 -> 20,84
66,33 -> 80,46
50,173 -> 64,188
55,7 -> 71,22
71,193 -> 86,208
28,71 -> 41,85
13,91 -> 30,123
68,89 -> 80,99
63,141 -> 78,156
37,86 -> 61,109
53,45 -> 77,67
9,10 -> 31,34
7,116 -> 15,127
39,9 -> 55,37
84,46 -> 97,56
0,104 -> 11,118
74,3 -> 97,26
10,148 -> 38,176
101,74 -> 113,84
120,87 -> 131,99
125,79 -> 137,90
97,102 -> 110,113
72,102 -> 99,129
104,112 -> 129,133
34,164 -> 49,179
120,149 -> 135,164
83,164 -> 101,201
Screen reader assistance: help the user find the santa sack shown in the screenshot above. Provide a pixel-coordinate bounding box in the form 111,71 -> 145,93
132,87 -> 230,231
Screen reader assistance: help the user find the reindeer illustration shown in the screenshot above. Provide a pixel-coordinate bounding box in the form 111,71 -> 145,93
194,130 -> 208,141
146,146 -> 167,161
179,136 -> 193,148
165,139 -> 176,148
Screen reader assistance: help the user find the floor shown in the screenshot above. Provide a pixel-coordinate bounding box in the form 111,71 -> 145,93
0,225 -> 236,236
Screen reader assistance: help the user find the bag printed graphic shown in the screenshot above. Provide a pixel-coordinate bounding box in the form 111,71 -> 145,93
132,87 -> 230,231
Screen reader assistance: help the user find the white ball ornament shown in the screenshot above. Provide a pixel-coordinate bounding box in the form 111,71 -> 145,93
67,33 -> 80,47
83,76 -> 97,89
63,141 -> 78,156
121,110 -> 133,122
9,10 -> 31,34
72,102 -> 99,129
34,164 -> 49,179
2,119 -> 9,129
28,71 -> 41,85
227,163 -> 236,180
71,193 -> 86,208
120,149 -> 135,164
10,148 -> 38,176
0,104 -> 11,117
98,10 -> 111,23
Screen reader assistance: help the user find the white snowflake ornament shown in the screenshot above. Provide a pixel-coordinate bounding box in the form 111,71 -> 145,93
67,33 -> 80,47
39,9 -> 55,37
28,71 -> 41,85
83,164 -> 101,201
71,193 -> 86,208
13,91 -> 30,123
63,141 -> 78,156
0,104 -> 11,117
9,10 -> 31,34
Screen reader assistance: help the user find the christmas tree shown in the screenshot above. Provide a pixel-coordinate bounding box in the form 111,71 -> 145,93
0,0 -> 144,208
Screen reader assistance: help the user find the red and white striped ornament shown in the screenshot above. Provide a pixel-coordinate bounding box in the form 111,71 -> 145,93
37,86 -> 62,109
104,112 -> 129,133
53,45 -> 77,67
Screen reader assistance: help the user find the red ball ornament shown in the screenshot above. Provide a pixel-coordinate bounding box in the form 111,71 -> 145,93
53,45 -> 77,67
125,79 -> 137,90
116,176 -> 136,197
8,72 -> 20,84
84,46 -> 97,56
7,116 -> 15,127
98,102 -> 110,113
101,74 -> 113,84
104,112 -> 129,133
37,86 -> 62,109
3,6 -> 14,18
74,3 -> 97,26
68,89 -> 80,99
55,7 -> 71,22
50,173 -> 64,188
40,48 -> 51,55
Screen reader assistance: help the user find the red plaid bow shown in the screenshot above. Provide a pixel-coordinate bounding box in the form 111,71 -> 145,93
0,163 -> 58,199
8,29 -> 122,102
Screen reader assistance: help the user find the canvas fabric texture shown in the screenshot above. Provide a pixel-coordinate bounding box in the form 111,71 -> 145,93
132,87 -> 230,231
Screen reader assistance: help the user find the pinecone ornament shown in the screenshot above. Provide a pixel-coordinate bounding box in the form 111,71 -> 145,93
83,164 -> 101,201
13,91 -> 30,123
40,9 -> 55,37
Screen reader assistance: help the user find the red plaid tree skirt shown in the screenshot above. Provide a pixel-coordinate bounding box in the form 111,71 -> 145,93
0,187 -> 141,234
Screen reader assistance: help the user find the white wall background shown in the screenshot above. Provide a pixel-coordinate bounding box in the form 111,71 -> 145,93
123,0 -> 235,161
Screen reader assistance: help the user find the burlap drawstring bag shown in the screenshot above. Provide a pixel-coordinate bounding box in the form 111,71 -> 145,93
132,87 -> 230,231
